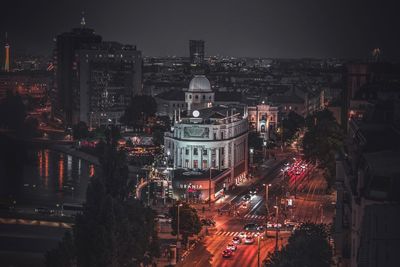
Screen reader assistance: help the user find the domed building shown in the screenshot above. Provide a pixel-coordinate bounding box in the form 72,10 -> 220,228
185,75 -> 214,111
164,75 -> 249,202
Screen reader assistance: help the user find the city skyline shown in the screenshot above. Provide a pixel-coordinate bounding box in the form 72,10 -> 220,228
1,0 -> 400,59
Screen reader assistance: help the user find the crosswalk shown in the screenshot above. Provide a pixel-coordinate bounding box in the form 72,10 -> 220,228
243,214 -> 266,220
214,231 -> 257,237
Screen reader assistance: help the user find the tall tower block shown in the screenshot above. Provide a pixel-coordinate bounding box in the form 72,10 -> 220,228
4,32 -> 10,72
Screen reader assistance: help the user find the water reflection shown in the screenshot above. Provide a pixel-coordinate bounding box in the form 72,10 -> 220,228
59,154 -> 64,190
19,149 -> 95,205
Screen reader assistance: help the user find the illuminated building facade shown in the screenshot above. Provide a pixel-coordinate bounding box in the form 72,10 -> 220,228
75,42 -> 142,127
164,75 -> 249,201
247,101 -> 278,140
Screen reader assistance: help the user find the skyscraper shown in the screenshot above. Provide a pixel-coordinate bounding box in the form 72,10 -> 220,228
189,40 -> 205,65
53,15 -> 102,126
76,42 -> 142,127
53,14 -> 142,127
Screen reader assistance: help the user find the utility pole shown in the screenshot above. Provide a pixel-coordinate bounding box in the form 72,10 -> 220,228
274,205 -> 279,252
208,168 -> 212,209
257,234 -> 261,267
176,203 -> 183,260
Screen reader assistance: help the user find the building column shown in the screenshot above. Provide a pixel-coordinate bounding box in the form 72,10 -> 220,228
216,148 -> 220,170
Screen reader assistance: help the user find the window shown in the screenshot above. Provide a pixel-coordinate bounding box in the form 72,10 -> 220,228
172,104 -> 175,107
185,159 -> 189,168
202,160 -> 207,169
221,132 -> 224,140
185,149 -> 189,155
202,95 -> 205,100
189,95 -> 192,99
221,147 -> 224,155
193,160 -> 198,169
195,95 -> 199,99
213,133 -> 217,140
203,149 -> 208,156
193,148 -> 198,155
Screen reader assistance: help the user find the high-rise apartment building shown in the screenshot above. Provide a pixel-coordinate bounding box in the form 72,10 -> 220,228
53,16 -> 142,127
76,42 -> 142,127
189,40 -> 205,65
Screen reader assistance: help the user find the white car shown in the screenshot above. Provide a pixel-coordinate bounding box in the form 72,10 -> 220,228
226,243 -> 237,251
155,214 -> 172,223
232,236 -> 241,245
244,235 -> 255,244
238,232 -> 246,238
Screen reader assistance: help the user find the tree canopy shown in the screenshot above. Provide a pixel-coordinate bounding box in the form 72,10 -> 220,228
0,90 -> 26,131
72,121 -> 90,140
46,138 -> 160,267
282,111 -> 305,142
169,203 -> 202,245
302,109 -> 343,188
264,223 -> 332,267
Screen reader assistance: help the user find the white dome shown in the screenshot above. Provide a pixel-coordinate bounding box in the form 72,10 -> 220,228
188,75 -> 211,92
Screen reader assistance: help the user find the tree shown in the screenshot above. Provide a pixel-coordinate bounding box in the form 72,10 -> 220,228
45,231 -> 76,267
302,109 -> 343,189
120,95 -> 157,127
248,131 -> 263,150
282,111 -> 305,142
169,203 -> 202,245
0,90 -> 26,130
47,137 -> 159,267
72,121 -> 90,140
152,126 -> 165,146
264,223 -> 332,267
21,117 -> 41,138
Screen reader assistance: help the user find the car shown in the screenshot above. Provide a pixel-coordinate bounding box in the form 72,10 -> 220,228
284,220 -> 298,228
249,187 -> 257,195
201,218 -> 216,227
257,225 -> 265,232
226,243 -> 237,251
243,223 -> 259,231
267,222 -> 282,229
244,235 -> 255,244
242,194 -> 251,201
155,214 -> 172,223
232,236 -> 241,244
222,249 -> 233,258
238,232 -> 246,238
35,207 -> 54,215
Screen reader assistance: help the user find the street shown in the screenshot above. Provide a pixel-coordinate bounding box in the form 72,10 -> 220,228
177,154 -> 334,267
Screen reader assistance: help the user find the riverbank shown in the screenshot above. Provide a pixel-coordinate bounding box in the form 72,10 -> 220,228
51,144 -> 100,166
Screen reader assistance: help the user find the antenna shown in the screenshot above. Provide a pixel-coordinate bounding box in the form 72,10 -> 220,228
80,11 -> 86,27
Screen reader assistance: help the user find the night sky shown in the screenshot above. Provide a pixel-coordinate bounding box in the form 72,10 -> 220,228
1,0 -> 399,59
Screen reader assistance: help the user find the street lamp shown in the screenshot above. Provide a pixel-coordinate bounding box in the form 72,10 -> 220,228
273,205 -> 279,252
208,167 -> 214,209
263,183 -> 271,216
176,203 -> 183,259
255,233 -> 264,267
